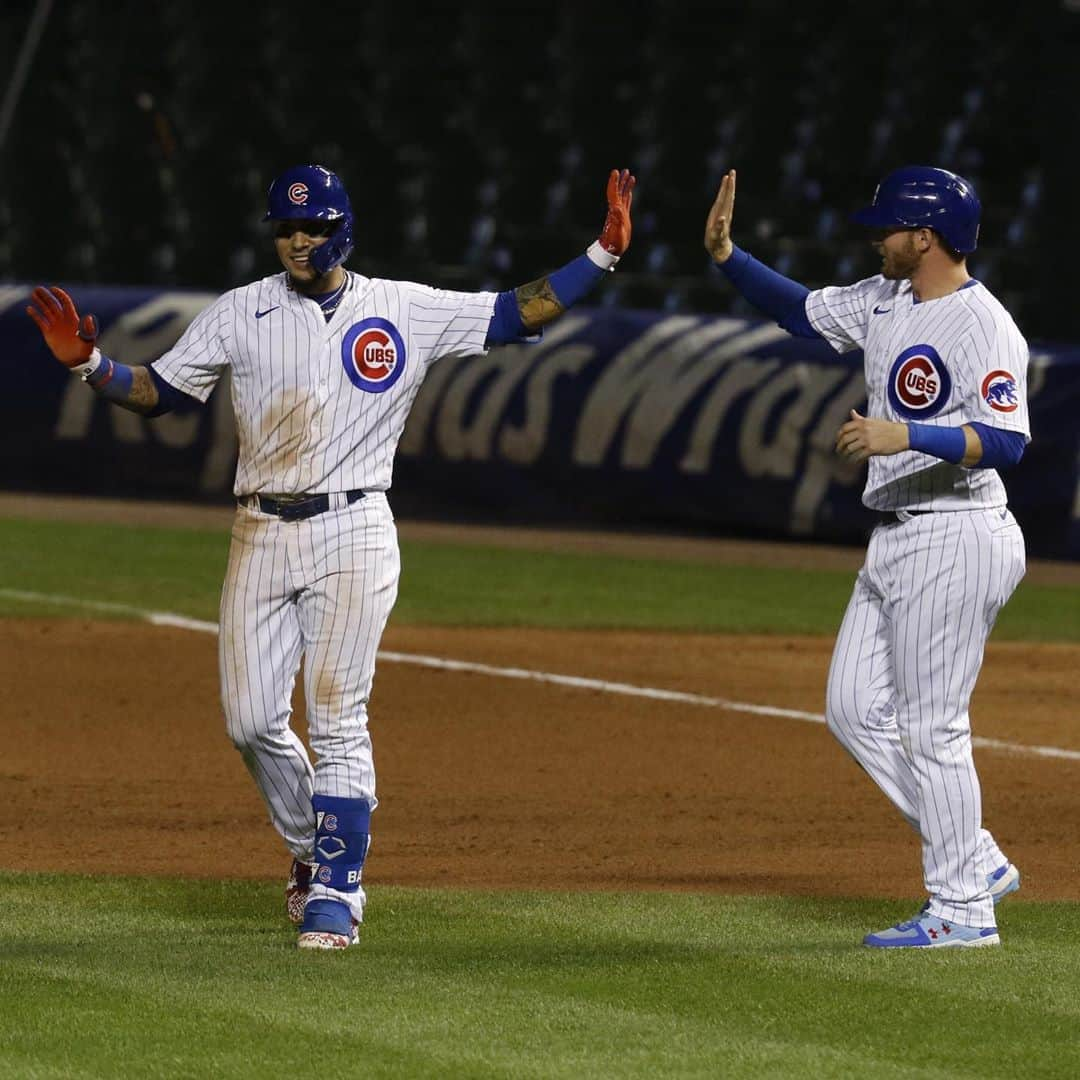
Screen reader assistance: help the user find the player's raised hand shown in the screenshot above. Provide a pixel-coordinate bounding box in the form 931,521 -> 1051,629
705,169 -> 737,264
26,286 -> 99,368
598,168 -> 636,256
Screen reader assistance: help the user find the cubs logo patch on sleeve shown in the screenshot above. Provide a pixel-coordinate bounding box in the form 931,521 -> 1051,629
886,344 -> 952,420
341,317 -> 407,393
981,369 -> 1019,413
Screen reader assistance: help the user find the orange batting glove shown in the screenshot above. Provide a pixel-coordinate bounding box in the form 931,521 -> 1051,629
597,168 -> 636,256
26,285 -> 99,369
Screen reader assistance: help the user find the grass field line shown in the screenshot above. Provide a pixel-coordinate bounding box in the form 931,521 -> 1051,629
6,586 -> 1080,763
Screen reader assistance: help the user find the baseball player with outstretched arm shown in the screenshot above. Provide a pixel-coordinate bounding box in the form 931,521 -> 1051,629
28,164 -> 635,950
705,166 -> 1028,948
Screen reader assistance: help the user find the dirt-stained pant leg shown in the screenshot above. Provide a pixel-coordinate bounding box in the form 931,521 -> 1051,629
295,492 -> 400,921
219,505 -> 317,861
295,493 -> 400,801
826,513 -> 1023,921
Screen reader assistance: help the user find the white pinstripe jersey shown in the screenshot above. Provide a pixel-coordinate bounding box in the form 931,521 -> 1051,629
152,272 -> 497,494
806,276 -> 1030,511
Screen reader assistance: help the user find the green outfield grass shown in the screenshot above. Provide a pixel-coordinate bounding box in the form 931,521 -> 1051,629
0,875 -> 1077,1079
3,517 -> 1079,640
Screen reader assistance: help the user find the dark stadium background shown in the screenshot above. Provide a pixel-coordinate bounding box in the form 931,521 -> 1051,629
2,0 -> 1077,339
2,0 -> 1079,556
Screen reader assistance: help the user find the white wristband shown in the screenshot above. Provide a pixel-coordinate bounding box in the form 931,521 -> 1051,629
70,348 -> 103,380
586,241 -> 620,272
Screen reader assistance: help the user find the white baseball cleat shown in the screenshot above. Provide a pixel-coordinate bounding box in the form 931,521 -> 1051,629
286,859 -> 314,926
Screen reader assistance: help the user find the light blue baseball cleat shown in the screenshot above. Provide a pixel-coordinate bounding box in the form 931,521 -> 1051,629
917,862 -> 1021,917
987,862 -> 1021,903
864,913 -> 1000,949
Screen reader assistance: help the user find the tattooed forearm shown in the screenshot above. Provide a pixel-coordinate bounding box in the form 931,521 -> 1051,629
119,365 -> 160,415
515,277 -> 565,330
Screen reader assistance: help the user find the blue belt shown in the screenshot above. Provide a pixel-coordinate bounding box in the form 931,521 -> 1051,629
255,489 -> 366,522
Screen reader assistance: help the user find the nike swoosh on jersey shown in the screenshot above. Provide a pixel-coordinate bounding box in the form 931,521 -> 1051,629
873,305 -> 891,314
255,306 -> 279,319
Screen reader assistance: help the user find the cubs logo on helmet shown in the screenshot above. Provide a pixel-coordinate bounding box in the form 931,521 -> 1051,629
887,344 -> 952,420
263,165 -> 356,273
341,318 -> 407,393
981,369 -> 1019,413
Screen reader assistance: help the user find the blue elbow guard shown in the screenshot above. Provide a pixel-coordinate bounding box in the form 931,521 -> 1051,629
907,423 -> 967,464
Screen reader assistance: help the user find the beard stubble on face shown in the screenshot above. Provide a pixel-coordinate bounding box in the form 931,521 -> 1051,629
881,232 -> 922,280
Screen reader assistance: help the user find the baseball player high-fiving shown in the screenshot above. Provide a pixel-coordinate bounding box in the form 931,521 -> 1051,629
28,164 -> 636,950
706,166 -> 1028,948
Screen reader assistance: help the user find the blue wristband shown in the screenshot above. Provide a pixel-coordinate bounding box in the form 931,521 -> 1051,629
907,423 -> 966,464
84,353 -> 134,402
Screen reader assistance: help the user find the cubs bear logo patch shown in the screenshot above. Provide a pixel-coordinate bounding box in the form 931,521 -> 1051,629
341,317 -> 407,393
981,369 -> 1019,413
886,344 -> 952,420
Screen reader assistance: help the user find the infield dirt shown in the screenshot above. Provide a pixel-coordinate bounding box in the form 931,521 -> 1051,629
3,617 -> 1078,900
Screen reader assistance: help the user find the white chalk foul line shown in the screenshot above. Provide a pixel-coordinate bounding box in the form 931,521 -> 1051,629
4,587 -> 1079,763
0,588 -> 220,634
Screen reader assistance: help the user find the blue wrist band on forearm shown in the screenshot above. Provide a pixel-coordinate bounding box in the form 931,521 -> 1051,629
548,251 -> 605,307
968,422 -> 1026,468
84,353 -> 133,402
907,423 -> 967,463
717,245 -> 819,339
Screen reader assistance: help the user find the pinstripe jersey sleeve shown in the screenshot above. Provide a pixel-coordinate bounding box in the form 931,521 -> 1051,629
960,290 -> 1031,439
805,276 -> 890,353
396,282 -> 497,365
151,293 -> 234,401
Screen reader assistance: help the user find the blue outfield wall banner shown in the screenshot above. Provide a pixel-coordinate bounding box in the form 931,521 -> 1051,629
4,284 -> 1080,558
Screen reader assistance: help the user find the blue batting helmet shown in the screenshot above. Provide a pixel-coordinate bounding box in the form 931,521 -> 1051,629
264,164 -> 354,273
851,166 -> 981,254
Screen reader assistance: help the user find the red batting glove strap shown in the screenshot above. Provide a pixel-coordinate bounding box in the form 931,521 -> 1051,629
597,168 -> 636,257
25,285 -> 98,368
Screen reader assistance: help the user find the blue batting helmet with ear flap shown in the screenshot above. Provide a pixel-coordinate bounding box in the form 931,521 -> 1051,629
851,166 -> 981,253
264,164 -> 355,273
